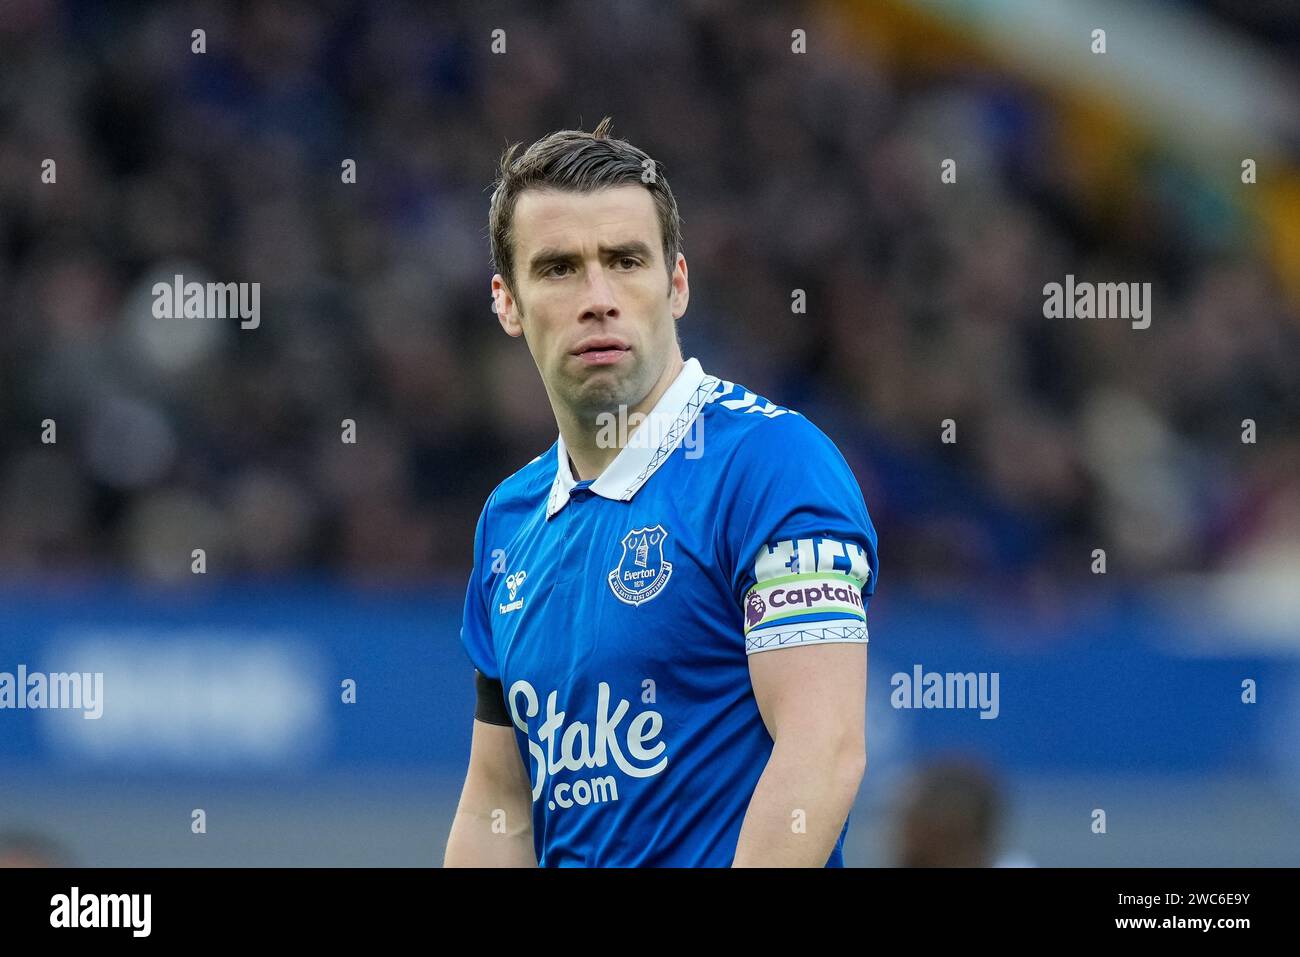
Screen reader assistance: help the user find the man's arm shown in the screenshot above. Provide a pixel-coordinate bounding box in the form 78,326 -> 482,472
732,642 -> 867,867
444,711 -> 538,867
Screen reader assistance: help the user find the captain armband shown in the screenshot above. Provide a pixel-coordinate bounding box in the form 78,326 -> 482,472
742,571 -> 869,655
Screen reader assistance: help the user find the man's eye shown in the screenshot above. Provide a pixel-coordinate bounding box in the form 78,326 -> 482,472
616,257 -> 640,270
546,263 -> 573,278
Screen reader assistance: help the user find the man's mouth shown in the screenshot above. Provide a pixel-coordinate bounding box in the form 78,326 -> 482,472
572,340 -> 631,365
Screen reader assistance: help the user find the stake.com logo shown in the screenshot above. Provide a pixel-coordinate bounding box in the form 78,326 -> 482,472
507,679 -> 668,811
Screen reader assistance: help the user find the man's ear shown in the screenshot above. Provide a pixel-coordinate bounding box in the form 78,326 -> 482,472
492,275 -> 524,338
669,253 -> 689,320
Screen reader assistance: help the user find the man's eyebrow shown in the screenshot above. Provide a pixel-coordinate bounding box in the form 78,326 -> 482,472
527,240 -> 655,274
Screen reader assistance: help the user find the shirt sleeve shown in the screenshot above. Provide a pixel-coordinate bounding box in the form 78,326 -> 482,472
723,414 -> 878,655
459,491 -> 500,680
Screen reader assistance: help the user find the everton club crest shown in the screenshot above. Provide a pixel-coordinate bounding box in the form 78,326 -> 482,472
608,524 -> 673,606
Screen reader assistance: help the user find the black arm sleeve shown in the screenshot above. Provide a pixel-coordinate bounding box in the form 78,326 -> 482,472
473,669 -> 513,727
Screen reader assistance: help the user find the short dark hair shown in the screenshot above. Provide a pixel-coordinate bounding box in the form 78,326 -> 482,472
487,117 -> 682,306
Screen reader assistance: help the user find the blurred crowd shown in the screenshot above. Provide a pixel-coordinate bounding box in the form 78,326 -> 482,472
1,0 -> 1297,593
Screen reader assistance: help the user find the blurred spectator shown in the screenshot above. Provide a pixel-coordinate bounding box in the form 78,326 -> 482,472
890,758 -> 1032,867
0,830 -> 71,867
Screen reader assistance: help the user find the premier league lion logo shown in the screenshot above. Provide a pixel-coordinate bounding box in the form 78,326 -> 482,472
608,524 -> 673,606
745,591 -> 766,629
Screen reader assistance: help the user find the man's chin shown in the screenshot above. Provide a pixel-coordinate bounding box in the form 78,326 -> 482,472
563,365 -> 638,413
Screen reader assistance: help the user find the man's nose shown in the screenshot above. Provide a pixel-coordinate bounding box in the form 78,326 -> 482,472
580,265 -> 618,320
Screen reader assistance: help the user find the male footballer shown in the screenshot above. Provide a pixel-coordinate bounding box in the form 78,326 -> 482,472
444,118 -> 878,867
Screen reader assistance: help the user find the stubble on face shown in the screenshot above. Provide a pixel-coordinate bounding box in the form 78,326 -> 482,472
562,347 -> 663,424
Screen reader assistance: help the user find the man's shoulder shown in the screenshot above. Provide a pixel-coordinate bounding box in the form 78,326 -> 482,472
703,375 -> 801,425
700,374 -> 847,466
478,441 -> 557,520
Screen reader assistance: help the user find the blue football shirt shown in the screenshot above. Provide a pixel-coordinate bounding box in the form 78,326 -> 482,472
459,357 -> 879,866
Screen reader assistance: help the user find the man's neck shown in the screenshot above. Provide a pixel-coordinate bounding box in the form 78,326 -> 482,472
558,354 -> 686,482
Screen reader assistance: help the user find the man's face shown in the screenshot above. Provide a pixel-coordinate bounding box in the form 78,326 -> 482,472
493,184 -> 688,417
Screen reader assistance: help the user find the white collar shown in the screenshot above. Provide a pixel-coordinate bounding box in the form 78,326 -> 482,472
546,357 -> 714,519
